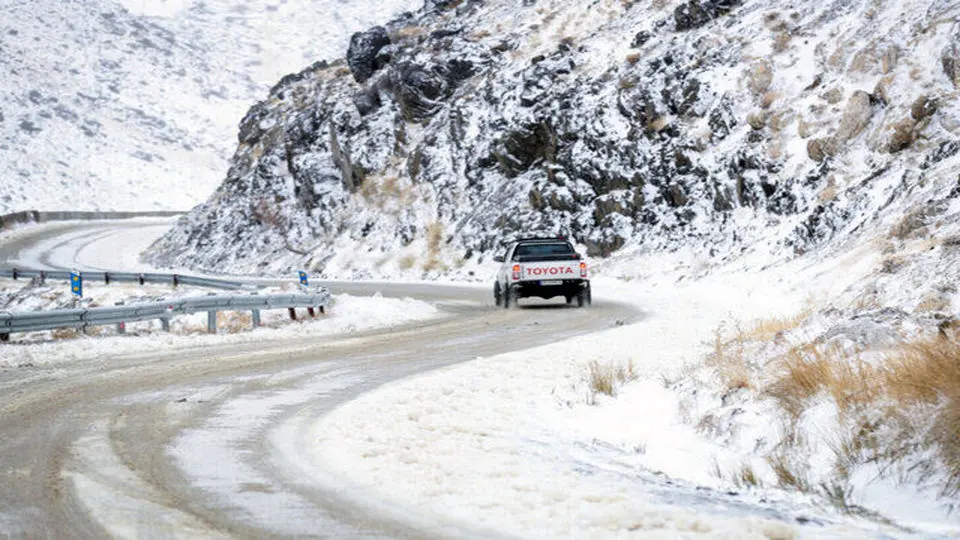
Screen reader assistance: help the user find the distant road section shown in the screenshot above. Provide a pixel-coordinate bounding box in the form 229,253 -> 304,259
0,210 -> 186,229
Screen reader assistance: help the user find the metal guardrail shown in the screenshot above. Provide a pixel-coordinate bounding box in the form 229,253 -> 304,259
0,269 -> 249,291
0,291 -> 331,340
0,268 -> 331,340
0,210 -> 185,229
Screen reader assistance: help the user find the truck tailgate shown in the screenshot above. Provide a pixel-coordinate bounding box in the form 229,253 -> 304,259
518,260 -> 582,282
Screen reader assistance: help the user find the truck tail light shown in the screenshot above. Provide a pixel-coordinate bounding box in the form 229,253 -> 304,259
512,264 -> 521,280
580,262 -> 588,278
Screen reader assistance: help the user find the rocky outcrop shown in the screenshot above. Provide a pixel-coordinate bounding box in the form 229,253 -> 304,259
347,26 -> 391,83
145,0 -> 960,277
674,0 -> 743,31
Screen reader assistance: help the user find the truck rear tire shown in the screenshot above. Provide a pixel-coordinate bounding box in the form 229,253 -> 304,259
503,287 -> 514,309
494,283 -> 502,307
576,286 -> 592,308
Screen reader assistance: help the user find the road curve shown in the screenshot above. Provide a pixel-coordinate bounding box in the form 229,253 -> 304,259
0,220 -> 642,538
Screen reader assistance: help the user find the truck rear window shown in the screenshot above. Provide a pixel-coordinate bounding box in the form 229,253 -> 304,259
514,243 -> 575,259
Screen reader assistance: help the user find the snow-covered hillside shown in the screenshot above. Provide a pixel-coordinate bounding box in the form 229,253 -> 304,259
145,0 -> 960,281
0,0 -> 421,213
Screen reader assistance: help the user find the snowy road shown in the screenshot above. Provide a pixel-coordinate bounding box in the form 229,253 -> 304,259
0,220 -> 641,537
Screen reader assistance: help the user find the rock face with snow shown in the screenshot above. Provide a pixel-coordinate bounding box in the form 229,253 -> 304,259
146,0 -> 960,279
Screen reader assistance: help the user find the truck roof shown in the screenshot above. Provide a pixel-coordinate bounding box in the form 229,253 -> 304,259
511,236 -> 570,245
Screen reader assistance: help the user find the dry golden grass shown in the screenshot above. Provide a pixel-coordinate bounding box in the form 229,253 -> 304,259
420,221 -> 446,272
51,327 -> 82,340
772,31 -> 792,53
587,359 -> 636,399
706,304 -> 960,501
741,311 -> 811,342
708,311 -> 811,393
708,327 -> 753,392
768,449 -> 811,492
360,175 -> 415,209
888,208 -> 928,240
217,311 -> 255,333
915,294 -> 950,313
392,25 -> 426,40
766,344 -> 880,421
735,463 -> 762,488
885,338 -> 960,495
761,90 -> 780,109
818,181 -> 838,204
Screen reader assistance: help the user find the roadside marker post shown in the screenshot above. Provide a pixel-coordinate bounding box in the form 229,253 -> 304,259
70,270 -> 83,299
70,270 -> 83,310
298,270 -> 309,289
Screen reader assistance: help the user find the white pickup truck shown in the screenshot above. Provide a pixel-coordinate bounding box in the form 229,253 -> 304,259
493,237 -> 592,308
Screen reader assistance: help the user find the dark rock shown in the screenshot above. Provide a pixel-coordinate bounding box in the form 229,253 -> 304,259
347,26 -> 391,84
921,141 -> 960,170
445,59 -> 476,84
18,119 -> 41,134
269,60 -> 328,95
942,25 -> 960,88
431,27 -> 463,40
388,62 -> 451,121
426,0 -> 466,10
353,87 -> 382,116
674,0 -> 743,31
238,101 -> 271,144
910,95 -> 938,122
496,121 -> 556,177
663,78 -> 701,116
666,183 -> 688,206
631,30 -> 652,48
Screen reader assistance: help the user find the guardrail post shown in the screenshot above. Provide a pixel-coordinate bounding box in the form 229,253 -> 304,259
288,308 -> 297,321
115,301 -> 125,334
207,310 -> 217,334
320,305 -> 325,314
308,307 -> 316,318
252,309 -> 261,328
160,317 -> 170,332
173,274 -> 180,288
104,272 -> 110,285
12,269 -> 18,280
0,333 -> 8,342
39,271 -> 46,284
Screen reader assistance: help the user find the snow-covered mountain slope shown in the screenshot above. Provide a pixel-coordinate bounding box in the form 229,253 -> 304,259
0,0 -> 421,213
145,0 -> 960,281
